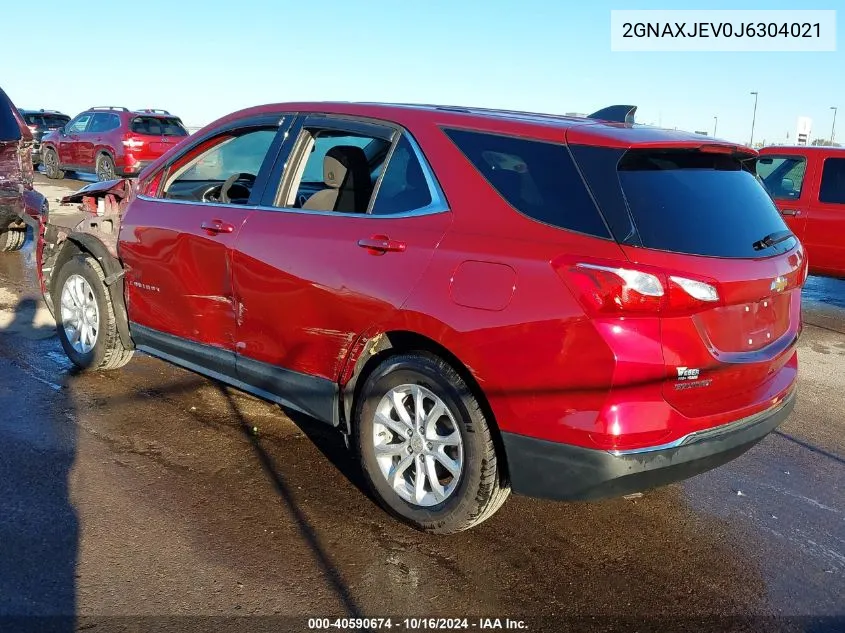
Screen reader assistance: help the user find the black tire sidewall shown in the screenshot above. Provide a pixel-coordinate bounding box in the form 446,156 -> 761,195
53,255 -> 110,370
44,149 -> 61,178
97,154 -> 115,181
356,355 -> 487,529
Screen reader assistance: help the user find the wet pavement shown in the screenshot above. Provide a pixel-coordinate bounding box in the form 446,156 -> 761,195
0,175 -> 843,632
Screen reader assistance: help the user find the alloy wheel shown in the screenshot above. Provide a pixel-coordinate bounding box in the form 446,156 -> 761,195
60,274 -> 100,354
371,384 -> 464,507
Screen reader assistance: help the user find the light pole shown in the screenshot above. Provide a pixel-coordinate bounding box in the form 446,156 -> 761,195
713,116 -> 718,137
831,106 -> 838,145
750,91 -> 759,146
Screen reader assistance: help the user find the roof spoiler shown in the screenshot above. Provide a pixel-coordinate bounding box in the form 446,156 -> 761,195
588,105 -> 637,124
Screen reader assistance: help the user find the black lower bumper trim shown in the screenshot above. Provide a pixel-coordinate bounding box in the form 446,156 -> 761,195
502,391 -> 796,501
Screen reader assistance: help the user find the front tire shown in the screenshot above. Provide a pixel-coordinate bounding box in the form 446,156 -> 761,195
96,154 -> 116,181
0,228 -> 25,252
43,148 -> 64,179
53,253 -> 133,371
355,353 -> 510,534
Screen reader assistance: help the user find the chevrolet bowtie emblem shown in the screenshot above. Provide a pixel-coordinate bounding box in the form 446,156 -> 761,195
770,276 -> 787,293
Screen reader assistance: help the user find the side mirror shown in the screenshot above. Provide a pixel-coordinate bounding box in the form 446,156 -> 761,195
781,177 -> 794,192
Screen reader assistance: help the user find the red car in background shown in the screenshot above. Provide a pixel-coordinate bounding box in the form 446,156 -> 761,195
0,87 -> 47,252
34,102 -> 804,533
40,106 -> 188,181
758,145 -> 845,278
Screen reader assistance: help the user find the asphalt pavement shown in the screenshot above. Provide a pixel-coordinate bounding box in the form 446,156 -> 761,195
0,173 -> 843,632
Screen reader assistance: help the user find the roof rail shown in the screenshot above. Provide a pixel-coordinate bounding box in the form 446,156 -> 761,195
89,106 -> 129,112
138,108 -> 171,115
588,105 -> 637,124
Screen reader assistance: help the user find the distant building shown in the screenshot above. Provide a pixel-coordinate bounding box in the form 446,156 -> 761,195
796,116 -> 812,145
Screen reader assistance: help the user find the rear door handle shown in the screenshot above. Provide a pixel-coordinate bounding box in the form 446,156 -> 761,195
201,219 -> 235,234
357,235 -> 406,254
781,209 -> 799,216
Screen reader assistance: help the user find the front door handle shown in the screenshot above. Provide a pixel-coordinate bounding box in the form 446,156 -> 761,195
201,219 -> 235,234
781,209 -> 799,216
357,235 -> 406,254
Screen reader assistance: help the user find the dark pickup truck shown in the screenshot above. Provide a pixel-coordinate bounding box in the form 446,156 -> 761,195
0,87 -> 47,251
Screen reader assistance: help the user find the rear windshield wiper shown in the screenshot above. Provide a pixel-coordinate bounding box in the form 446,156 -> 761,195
752,230 -> 794,251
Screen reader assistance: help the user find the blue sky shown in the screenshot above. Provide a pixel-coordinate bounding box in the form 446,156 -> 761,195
3,0 -> 842,144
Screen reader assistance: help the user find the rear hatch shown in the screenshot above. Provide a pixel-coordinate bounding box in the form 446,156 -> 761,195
570,142 -> 804,420
22,112 -> 70,142
125,115 -> 188,160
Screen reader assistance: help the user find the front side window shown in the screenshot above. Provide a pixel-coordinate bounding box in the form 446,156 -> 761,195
757,155 -> 807,200
68,114 -> 92,133
819,158 -> 845,204
161,127 -> 277,204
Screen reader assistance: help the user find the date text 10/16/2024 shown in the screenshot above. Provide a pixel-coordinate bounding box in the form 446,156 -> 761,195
308,618 -> 529,630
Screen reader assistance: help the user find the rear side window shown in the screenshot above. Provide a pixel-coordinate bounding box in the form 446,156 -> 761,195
443,129 -> 609,238
819,158 -> 845,204
371,135 -> 433,215
88,113 -> 120,133
756,155 -> 807,200
131,116 -> 187,137
618,150 -> 792,258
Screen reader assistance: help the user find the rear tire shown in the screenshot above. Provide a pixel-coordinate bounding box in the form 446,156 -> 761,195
96,154 -> 116,181
0,229 -> 26,253
355,352 -> 510,534
43,148 -> 64,179
53,253 -> 133,371
0,229 -> 26,252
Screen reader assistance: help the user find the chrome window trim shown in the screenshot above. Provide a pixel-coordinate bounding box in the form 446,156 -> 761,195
134,194 -> 448,219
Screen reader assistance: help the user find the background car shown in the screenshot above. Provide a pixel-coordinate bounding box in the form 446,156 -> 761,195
41,106 -> 188,181
0,88 -> 46,252
18,108 -> 70,166
758,145 -> 845,278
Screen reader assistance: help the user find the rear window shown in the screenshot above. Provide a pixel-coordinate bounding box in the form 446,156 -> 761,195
1,91 -> 21,141
131,116 -> 187,137
22,113 -> 68,128
618,150 -> 793,258
43,114 -> 69,129
443,128 -> 610,238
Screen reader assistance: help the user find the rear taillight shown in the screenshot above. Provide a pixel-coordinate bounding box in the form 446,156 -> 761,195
122,136 -> 145,149
553,258 -> 721,317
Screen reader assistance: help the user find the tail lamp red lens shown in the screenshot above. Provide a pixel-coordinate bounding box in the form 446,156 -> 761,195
554,260 -> 721,316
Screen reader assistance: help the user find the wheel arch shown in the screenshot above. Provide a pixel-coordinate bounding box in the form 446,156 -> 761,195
341,329 -> 510,484
51,232 -> 133,350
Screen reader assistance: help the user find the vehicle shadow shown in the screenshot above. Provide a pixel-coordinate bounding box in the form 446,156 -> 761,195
0,298 -> 77,633
280,406 -> 376,504
214,383 -> 365,619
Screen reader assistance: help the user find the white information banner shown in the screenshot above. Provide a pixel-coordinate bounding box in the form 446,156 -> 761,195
611,10 -> 836,52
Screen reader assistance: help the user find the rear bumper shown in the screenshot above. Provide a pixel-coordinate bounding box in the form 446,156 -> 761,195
502,389 -> 796,501
118,160 -> 151,177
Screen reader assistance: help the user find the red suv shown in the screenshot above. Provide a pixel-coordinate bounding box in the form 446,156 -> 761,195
34,102 -> 804,533
40,106 -> 188,181
757,145 -> 845,278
